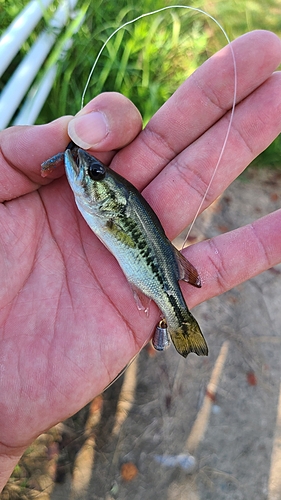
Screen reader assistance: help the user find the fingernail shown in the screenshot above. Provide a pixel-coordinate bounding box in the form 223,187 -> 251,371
68,111 -> 109,149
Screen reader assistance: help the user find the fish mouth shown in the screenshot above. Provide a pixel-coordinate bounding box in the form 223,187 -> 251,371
77,149 -> 94,174
65,148 -> 95,173
64,148 -> 88,179
64,148 -> 79,175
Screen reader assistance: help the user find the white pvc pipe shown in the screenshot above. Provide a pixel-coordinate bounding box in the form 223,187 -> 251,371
13,39 -> 73,125
0,0 -> 53,77
13,65 -> 58,126
0,0 -> 78,129
0,31 -> 56,129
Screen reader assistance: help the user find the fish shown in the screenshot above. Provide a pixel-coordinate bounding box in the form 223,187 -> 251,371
41,142 -> 208,358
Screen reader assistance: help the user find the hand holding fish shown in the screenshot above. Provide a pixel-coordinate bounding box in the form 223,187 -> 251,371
0,30 -> 281,488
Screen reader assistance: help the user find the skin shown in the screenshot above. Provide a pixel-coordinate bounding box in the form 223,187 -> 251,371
0,30 -> 281,489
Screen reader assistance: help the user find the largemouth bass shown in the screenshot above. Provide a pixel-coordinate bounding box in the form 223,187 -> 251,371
42,143 -> 208,358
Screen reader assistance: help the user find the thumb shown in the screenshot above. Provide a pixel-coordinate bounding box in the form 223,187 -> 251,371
68,92 -> 142,152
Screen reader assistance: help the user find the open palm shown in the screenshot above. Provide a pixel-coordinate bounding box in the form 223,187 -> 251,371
0,31 -> 281,481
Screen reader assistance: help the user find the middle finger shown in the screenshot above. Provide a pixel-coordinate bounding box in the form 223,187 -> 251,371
144,70 -> 281,240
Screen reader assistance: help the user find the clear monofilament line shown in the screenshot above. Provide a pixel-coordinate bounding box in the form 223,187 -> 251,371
182,53 -> 237,246
81,5 -> 237,246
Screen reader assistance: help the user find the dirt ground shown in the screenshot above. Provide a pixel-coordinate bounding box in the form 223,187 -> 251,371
1,167 -> 281,500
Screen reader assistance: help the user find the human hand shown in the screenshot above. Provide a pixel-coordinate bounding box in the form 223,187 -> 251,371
0,30 -> 281,487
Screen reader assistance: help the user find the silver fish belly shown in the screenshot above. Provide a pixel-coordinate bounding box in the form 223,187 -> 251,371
42,145 -> 208,358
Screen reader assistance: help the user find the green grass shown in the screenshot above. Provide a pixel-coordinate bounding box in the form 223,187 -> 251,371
38,1 -> 213,124
2,0 -> 281,166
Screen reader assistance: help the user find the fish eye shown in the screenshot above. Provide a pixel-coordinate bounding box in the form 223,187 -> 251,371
88,160 -> 106,181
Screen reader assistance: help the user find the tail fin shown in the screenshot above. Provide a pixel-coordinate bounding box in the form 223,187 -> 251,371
169,312 -> 208,358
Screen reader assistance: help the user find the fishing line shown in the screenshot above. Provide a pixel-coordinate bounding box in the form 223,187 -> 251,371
81,6 -> 237,243
79,4 -> 237,364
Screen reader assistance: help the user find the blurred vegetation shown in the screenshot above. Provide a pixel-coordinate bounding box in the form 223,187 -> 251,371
2,0 -> 281,166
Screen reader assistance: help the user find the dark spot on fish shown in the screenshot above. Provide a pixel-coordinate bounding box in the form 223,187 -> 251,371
168,294 -> 185,323
138,241 -> 146,250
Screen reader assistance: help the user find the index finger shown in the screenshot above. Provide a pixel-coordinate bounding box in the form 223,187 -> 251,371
112,30 -> 281,189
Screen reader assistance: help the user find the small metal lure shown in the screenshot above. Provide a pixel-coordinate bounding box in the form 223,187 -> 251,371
152,319 -> 171,351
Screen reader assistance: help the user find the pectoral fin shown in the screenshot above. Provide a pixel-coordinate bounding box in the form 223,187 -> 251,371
130,284 -> 151,316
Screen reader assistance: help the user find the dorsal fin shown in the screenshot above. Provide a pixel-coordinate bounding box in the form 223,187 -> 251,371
174,248 -> 201,288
